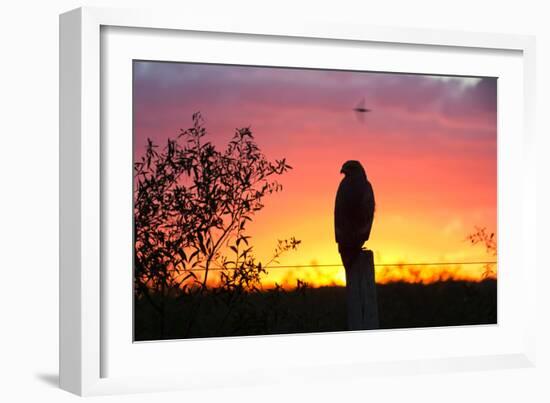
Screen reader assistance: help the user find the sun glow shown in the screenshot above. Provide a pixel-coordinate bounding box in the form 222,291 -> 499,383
134,63 -> 497,292
179,261 -> 496,291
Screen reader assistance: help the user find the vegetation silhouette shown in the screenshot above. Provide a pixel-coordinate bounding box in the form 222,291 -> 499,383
134,279 -> 496,340
466,226 -> 497,279
134,112 -> 301,338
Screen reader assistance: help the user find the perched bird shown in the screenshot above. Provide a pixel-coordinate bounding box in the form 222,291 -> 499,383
334,160 -> 375,255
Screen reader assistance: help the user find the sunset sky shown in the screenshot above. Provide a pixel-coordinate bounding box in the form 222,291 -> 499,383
133,61 -> 497,287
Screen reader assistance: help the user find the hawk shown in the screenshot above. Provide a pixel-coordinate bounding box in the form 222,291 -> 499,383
334,160 -> 375,261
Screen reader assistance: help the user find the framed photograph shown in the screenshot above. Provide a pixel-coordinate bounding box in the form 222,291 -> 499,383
60,6 -> 537,396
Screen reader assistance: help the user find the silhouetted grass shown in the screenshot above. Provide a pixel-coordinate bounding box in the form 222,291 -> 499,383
134,279 -> 496,341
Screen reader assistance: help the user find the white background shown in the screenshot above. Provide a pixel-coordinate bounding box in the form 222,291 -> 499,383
0,0 -> 548,402
103,25 -> 526,380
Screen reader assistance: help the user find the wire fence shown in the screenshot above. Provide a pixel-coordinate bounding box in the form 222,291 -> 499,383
191,261 -> 497,272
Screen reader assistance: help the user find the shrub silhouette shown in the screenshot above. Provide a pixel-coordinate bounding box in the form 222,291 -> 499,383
466,226 -> 497,279
134,112 -> 300,337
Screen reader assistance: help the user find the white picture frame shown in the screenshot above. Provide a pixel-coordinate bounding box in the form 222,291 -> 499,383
59,6 -> 537,396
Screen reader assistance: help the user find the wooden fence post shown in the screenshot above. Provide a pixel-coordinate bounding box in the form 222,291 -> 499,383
345,249 -> 379,330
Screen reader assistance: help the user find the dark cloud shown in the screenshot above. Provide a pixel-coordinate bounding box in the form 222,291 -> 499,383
133,61 -> 497,157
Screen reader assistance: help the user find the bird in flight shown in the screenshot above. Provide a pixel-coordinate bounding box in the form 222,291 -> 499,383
353,98 -> 371,122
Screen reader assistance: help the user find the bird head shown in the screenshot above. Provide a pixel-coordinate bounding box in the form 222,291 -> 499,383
340,160 -> 367,180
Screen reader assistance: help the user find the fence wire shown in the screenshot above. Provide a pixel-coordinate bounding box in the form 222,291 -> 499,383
191,261 -> 497,272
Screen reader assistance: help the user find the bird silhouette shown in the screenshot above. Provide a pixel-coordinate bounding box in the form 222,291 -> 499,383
334,160 -> 375,266
353,98 -> 372,122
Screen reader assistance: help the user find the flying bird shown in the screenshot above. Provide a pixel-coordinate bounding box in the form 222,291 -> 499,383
353,98 -> 372,123
334,160 -> 375,264
353,97 -> 371,114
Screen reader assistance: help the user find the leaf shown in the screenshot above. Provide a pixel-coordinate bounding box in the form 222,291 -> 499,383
197,232 -> 207,254
179,248 -> 187,262
180,271 -> 197,283
188,249 -> 200,262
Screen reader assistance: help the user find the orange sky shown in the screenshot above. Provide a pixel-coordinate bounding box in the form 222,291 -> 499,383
134,62 -> 497,287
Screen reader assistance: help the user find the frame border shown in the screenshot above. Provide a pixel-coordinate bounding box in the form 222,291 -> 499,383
59,6 -> 537,396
